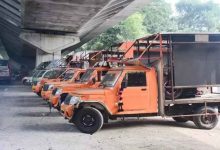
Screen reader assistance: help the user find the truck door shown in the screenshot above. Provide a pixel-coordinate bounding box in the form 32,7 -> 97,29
120,71 -> 149,112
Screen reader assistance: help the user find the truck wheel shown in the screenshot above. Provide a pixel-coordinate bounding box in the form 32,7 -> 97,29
74,107 -> 103,134
173,117 -> 188,123
193,107 -> 218,130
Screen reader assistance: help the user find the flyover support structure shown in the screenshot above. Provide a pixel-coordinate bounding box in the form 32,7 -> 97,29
35,49 -> 61,67
20,31 -> 80,66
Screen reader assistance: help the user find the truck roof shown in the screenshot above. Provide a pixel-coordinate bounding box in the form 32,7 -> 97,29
140,33 -> 220,43
108,65 -> 151,71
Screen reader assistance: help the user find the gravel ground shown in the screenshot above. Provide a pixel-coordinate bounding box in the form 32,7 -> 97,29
0,84 -> 220,150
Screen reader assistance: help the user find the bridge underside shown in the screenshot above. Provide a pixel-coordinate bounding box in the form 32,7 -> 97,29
0,0 -> 151,69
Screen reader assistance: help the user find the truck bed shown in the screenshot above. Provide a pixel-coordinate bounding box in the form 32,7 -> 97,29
165,94 -> 220,106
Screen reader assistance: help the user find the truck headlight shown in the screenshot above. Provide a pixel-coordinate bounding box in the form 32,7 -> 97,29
48,84 -> 54,90
69,96 -> 80,105
55,89 -> 62,95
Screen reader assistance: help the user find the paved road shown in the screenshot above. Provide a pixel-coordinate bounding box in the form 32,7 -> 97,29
0,84 -> 220,150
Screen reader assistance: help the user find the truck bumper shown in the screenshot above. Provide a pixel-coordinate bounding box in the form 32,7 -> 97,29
61,103 -> 74,119
35,85 -> 41,93
41,91 -> 47,100
49,95 -> 59,107
32,85 -> 36,92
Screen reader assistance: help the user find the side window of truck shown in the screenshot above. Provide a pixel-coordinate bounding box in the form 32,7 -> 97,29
125,72 -> 147,87
97,71 -> 107,82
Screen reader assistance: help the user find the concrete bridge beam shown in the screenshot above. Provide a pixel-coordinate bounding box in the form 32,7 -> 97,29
20,31 -> 80,54
20,31 -> 80,66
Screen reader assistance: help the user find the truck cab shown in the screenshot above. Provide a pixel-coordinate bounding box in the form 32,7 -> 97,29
62,65 -> 158,133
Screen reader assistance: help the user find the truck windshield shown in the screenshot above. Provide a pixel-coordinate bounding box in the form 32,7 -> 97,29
100,71 -> 121,87
80,69 -> 94,83
32,71 -> 40,77
37,70 -> 46,77
63,70 -> 75,80
44,70 -> 64,79
36,61 -> 51,70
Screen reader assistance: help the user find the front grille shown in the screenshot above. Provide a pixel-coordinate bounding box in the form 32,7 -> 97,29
64,94 -> 72,105
43,84 -> 49,91
52,88 -> 58,95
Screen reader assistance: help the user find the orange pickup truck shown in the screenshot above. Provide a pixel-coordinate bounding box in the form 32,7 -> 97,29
41,68 -> 80,101
32,68 -> 65,96
61,33 -> 220,134
49,66 -> 110,110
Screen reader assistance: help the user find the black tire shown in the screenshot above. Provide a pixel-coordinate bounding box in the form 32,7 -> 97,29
173,117 -> 188,123
193,107 -> 218,130
74,107 -> 103,134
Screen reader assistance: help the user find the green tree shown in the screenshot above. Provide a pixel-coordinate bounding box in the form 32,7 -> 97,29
82,27 -> 121,51
142,0 -> 178,34
118,12 -> 146,40
82,12 -> 146,51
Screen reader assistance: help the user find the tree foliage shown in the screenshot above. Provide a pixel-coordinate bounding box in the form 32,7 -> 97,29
142,0 -> 178,33
176,0 -> 220,32
81,0 -> 220,51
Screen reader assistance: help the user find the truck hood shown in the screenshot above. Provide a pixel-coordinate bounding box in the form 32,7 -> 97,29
72,88 -> 105,96
57,83 -> 86,91
47,81 -> 68,86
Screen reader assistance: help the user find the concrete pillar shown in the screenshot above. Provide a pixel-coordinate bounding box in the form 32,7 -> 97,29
35,49 -> 61,67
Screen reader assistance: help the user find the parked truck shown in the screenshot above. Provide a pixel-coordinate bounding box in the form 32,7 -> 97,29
0,60 -> 11,83
61,33 -> 220,134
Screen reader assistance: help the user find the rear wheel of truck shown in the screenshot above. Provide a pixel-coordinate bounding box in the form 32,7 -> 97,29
193,107 -> 218,130
172,117 -> 188,123
74,107 -> 103,134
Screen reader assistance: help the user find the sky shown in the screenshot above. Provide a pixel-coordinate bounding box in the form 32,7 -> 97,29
165,0 -> 220,15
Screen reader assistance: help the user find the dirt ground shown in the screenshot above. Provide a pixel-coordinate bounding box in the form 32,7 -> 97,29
0,84 -> 220,150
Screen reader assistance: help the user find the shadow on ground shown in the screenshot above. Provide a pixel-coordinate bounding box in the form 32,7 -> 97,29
102,119 -> 197,130
21,118 -> 197,133
21,122 -> 77,132
15,111 -> 61,117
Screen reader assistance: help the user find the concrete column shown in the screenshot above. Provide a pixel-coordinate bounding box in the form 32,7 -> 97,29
35,49 -> 61,67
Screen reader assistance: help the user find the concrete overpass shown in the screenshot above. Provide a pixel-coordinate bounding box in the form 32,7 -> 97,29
0,0 -> 151,69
